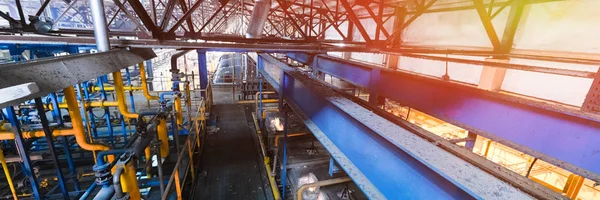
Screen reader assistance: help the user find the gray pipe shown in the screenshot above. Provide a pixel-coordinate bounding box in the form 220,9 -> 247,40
89,0 -> 110,52
113,166 -> 125,199
92,185 -> 115,200
246,0 -> 271,38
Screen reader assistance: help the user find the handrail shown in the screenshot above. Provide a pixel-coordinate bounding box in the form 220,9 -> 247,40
161,98 -> 205,200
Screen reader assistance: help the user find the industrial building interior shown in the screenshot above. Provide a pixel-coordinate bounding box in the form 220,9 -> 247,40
0,0 -> 598,199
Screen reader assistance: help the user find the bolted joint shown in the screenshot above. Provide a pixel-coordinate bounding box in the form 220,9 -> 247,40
92,163 -> 112,185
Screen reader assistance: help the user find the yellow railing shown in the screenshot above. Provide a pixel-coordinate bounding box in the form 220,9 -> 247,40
161,96 -> 207,200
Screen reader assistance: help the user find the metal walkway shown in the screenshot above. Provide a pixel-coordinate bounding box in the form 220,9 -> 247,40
192,103 -> 272,200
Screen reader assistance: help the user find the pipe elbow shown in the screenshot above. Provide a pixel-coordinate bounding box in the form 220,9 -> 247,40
64,86 -> 111,151
113,71 -> 139,119
139,62 -> 160,101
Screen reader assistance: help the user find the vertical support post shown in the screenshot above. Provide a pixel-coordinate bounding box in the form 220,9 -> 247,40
386,7 -> 405,69
478,58 -> 509,92
465,131 -> 477,151
89,0 -> 110,52
82,82 -> 99,138
61,136 -> 79,190
197,50 -> 208,97
125,67 -> 136,113
34,98 -> 70,200
367,69 -> 381,106
342,21 -> 353,60
476,0 -> 528,92
172,114 -> 181,155
49,93 -> 63,126
5,106 -> 41,199
97,77 -> 115,144
563,174 -> 584,199
280,109 -> 289,198
146,60 -> 155,91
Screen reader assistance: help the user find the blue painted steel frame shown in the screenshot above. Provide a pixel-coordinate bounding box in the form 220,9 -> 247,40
287,53 -> 600,181
5,106 -> 42,199
258,54 -> 479,199
197,50 -> 209,97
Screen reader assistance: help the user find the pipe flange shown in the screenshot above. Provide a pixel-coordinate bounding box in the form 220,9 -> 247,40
92,163 -> 112,185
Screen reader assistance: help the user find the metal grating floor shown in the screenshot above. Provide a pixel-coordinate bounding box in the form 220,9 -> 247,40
192,103 -> 272,200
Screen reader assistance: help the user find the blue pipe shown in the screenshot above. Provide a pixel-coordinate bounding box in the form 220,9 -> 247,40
159,92 -> 177,102
49,93 -> 63,126
83,82 -> 100,138
93,185 -> 115,200
78,182 -> 97,200
119,114 -> 127,143
96,149 -> 130,165
125,67 -> 136,113
97,76 -> 115,144
5,107 -> 42,199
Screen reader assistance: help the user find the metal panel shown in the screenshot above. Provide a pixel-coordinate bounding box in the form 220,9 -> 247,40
288,53 -> 600,182
0,48 -> 155,107
257,54 -> 532,200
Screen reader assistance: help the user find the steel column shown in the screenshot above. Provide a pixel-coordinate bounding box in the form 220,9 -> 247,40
197,50 -> 208,97
34,97 -> 70,199
5,106 -> 41,199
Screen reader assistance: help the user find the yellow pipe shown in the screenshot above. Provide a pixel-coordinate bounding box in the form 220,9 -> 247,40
49,101 -> 119,110
64,86 -> 111,152
297,177 -> 352,200
119,161 -> 141,199
0,149 -> 18,200
262,108 -> 280,120
0,129 -> 74,140
113,71 -> 139,119
157,119 -> 169,158
238,99 -> 278,104
274,132 -> 309,147
139,62 -> 160,101
90,85 -> 142,92
174,96 -> 183,126
145,147 -> 152,178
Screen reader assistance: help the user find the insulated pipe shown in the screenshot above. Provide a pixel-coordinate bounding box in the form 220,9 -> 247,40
113,71 -> 139,119
296,177 -> 352,200
89,0 -> 109,52
139,62 -> 160,100
64,86 -> 111,151
246,0 -> 271,38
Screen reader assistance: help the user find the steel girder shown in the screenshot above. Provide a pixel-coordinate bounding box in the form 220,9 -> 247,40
257,53 -> 533,199
0,48 -> 156,108
286,52 -> 600,183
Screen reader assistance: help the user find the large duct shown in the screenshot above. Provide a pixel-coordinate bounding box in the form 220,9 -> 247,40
246,0 -> 271,38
